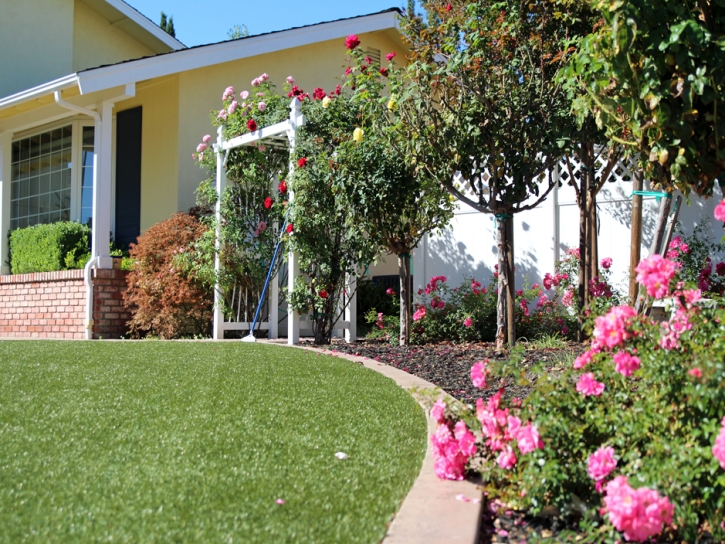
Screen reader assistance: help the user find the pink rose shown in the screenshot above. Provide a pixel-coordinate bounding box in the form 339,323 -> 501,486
714,200 -> 725,221
514,423 -> 544,454
413,306 -> 426,321
601,257 -> 613,269
576,372 -> 605,396
636,255 -> 677,299
286,76 -> 295,85
345,34 -> 361,50
196,143 -> 207,153
240,90 -> 249,100
386,51 -> 396,61
612,351 -> 640,377
587,446 -> 617,484
470,361 -> 488,389
258,101 -> 267,111
431,399 -> 446,423
202,134 -> 211,144
496,445 -> 517,470
222,86 -> 234,100
463,317 -> 473,328
713,415 -> 725,469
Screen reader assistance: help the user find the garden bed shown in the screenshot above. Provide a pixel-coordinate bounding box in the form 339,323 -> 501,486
324,338 -> 583,404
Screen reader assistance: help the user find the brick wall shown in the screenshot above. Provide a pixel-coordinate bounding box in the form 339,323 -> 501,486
0,269 -> 131,339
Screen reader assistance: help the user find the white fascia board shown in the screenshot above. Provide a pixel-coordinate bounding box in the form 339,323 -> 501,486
77,11 -> 399,95
103,0 -> 185,51
0,74 -> 79,110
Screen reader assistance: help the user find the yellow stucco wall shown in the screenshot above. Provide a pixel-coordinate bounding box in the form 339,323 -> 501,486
72,0 -> 155,73
175,30 -> 405,212
114,75 -> 179,231
0,0 -> 74,99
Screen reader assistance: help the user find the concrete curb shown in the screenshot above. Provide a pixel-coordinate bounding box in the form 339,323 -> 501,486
280,343 -> 483,544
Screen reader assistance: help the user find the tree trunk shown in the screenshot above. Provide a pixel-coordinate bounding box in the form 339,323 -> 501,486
588,194 -> 599,281
505,216 -> 516,346
398,253 -> 411,345
495,216 -> 507,349
577,165 -> 589,342
629,170 -> 644,304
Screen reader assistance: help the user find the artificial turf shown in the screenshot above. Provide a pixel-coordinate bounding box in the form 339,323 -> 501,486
0,341 -> 426,543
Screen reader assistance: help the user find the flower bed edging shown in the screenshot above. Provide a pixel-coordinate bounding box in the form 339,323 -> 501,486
287,343 -> 482,544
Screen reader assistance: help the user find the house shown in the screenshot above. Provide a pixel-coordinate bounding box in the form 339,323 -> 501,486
0,0 -> 405,338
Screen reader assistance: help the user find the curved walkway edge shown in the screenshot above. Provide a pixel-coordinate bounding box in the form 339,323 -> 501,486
284,343 -> 483,544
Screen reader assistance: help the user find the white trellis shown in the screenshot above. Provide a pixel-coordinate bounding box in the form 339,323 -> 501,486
211,98 -> 357,344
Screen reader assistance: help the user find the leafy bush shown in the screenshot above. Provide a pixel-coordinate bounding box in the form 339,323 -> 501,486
668,223 -> 725,297
9,222 -> 90,274
424,251 -> 725,542
124,213 -> 213,339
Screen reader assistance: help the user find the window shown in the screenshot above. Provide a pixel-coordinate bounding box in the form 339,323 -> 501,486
10,123 -> 95,231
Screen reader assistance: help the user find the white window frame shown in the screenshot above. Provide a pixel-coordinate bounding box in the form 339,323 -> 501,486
12,117 -> 100,227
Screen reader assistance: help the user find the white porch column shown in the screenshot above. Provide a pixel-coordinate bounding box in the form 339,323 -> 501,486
0,132 -> 12,275
213,127 -> 227,340
344,274 -> 357,343
91,101 -> 114,268
269,271 -> 279,339
286,98 -> 302,345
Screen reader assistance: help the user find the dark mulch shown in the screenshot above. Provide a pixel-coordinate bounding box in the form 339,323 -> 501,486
319,338 -> 582,403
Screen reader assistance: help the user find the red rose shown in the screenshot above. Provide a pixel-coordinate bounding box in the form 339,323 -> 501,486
446,3 -> 452,11
385,52 -> 396,61
312,88 -> 326,100
345,34 -> 360,50
264,196 -> 273,209
379,68 -> 388,77
247,119 -> 257,131
334,84 -> 341,95
278,180 -> 288,193
286,223 -> 294,233
318,289 -> 328,299
297,157 -> 307,168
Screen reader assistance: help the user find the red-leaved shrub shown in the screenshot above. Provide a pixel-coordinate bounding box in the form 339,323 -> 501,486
124,213 -> 213,338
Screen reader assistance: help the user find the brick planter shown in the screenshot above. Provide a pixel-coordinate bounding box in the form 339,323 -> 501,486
0,269 -> 131,339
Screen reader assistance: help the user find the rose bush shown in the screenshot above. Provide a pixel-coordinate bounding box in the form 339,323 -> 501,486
421,209 -> 725,541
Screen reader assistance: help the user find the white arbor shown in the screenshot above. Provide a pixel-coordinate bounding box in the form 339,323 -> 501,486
211,98 -> 357,344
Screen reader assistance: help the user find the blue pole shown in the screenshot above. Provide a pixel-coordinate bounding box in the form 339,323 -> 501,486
247,217 -> 288,338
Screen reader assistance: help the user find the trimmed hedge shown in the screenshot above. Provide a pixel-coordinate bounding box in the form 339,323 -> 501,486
9,222 -> 91,274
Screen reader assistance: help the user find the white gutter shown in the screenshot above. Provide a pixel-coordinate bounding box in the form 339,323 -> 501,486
0,74 -> 79,110
54,83 -> 136,339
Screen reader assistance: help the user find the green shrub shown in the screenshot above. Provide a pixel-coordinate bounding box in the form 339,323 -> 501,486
9,222 -> 90,274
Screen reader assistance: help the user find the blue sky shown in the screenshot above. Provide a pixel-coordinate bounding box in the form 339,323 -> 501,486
129,1 -> 407,47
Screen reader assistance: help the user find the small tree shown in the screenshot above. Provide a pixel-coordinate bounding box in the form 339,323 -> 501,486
287,88 -> 381,345
339,43 -> 454,345
227,24 -> 249,40
159,11 -> 175,38
395,0 -> 583,347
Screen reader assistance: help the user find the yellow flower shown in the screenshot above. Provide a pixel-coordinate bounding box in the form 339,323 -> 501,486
387,98 -> 397,110
322,96 -> 331,108
353,127 -> 364,143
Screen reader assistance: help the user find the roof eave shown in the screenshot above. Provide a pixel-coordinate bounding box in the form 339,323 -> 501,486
0,74 -> 79,111
78,9 -> 399,94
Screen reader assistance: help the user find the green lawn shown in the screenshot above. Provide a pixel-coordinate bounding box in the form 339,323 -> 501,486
0,341 -> 426,543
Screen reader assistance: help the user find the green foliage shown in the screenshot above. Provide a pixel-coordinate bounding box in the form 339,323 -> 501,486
339,46 -> 455,343
187,78 -> 290,321
395,0 -> 585,215
669,222 -> 725,297
227,24 -> 249,40
9,221 -> 90,274
288,93 -> 381,344
0,341 -> 426,543
564,0 -> 725,195
159,11 -> 175,38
